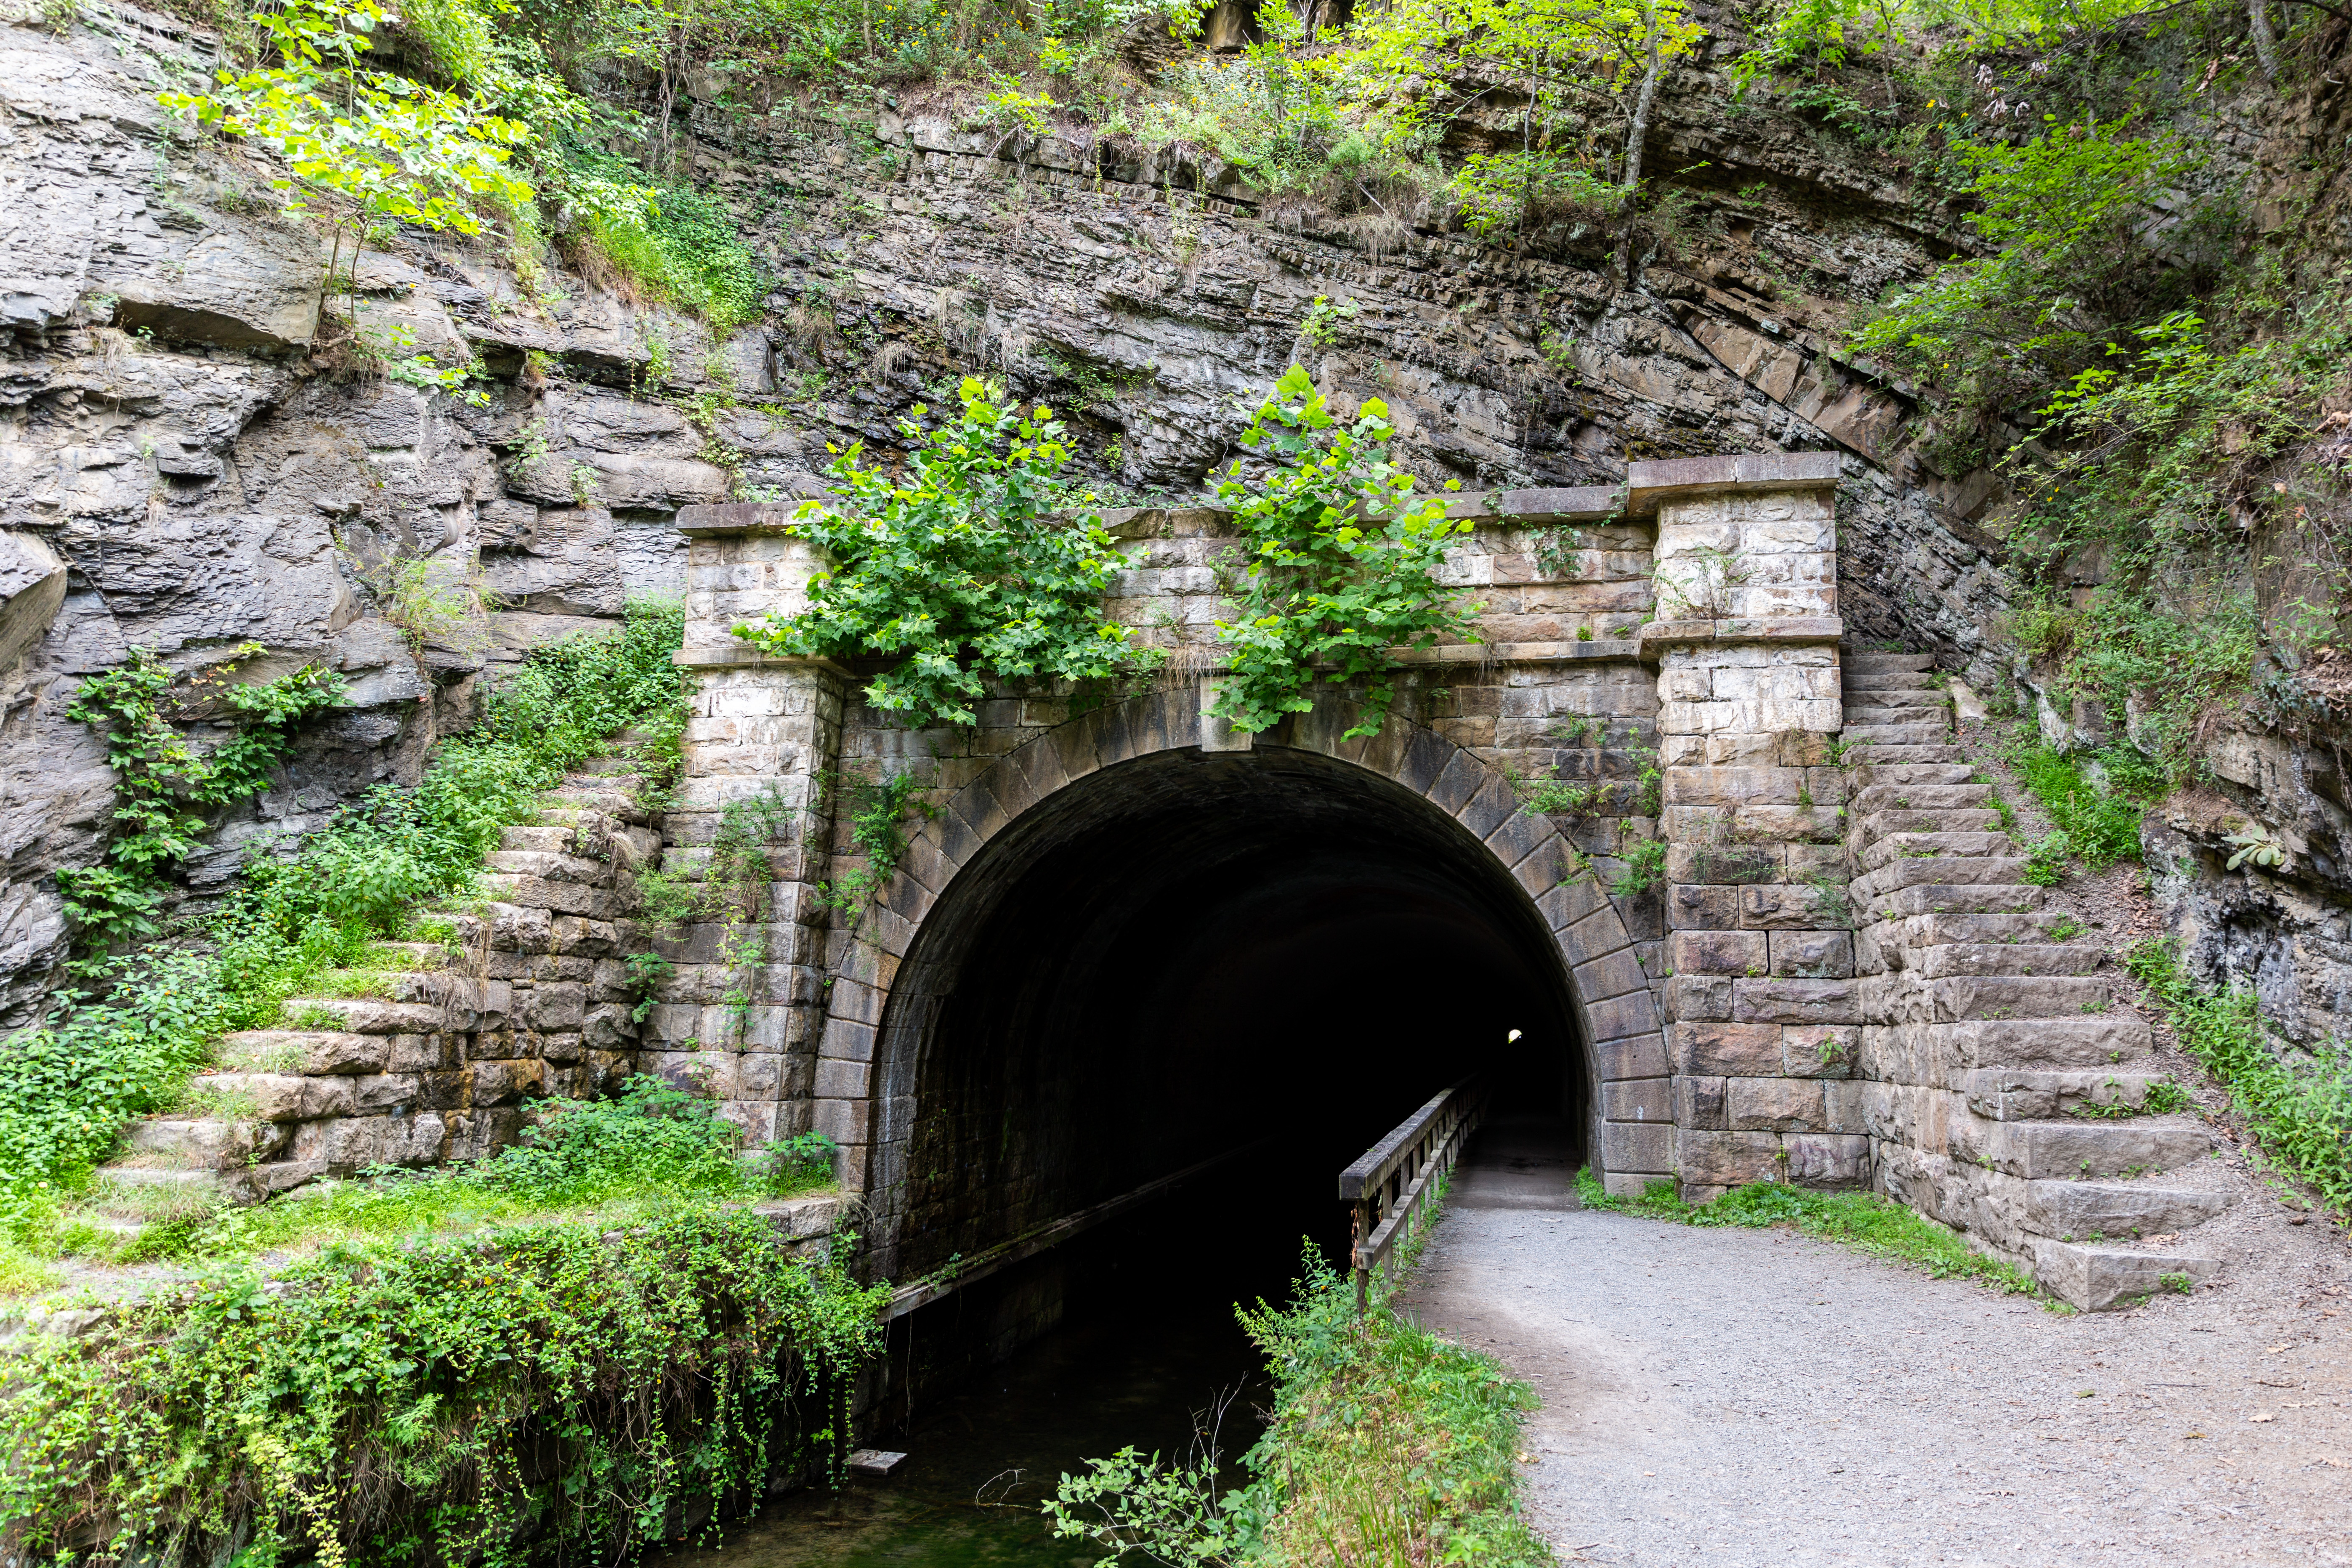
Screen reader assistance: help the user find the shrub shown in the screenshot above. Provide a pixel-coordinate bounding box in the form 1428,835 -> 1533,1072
1210,367 -> 1478,739
734,378 -> 1148,729
0,1204 -> 889,1568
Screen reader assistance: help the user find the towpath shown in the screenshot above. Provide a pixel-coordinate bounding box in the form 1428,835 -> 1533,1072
1400,1132 -> 2352,1567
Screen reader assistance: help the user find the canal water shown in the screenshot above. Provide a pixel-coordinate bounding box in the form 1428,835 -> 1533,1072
655,1161 -> 1343,1568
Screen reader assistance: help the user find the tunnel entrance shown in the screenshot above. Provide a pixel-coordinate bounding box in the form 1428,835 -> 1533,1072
866,743 -> 1589,1284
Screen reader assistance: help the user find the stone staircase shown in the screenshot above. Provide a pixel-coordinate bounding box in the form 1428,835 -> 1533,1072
1842,651 -> 2229,1310
90,750 -> 656,1228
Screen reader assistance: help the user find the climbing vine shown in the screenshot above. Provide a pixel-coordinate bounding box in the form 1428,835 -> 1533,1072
57,645 -> 347,955
0,1205 -> 890,1568
1211,368 -> 1480,739
731,378 -> 1149,730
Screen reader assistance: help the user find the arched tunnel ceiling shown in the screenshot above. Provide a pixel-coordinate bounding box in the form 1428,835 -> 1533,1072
871,744 -> 1585,1277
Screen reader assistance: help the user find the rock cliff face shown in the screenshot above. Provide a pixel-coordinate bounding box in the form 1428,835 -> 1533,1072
7,0 -> 2349,1084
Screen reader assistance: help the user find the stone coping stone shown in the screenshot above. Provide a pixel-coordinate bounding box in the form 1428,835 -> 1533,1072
680,455 -> 1843,541
1639,617 -> 1845,650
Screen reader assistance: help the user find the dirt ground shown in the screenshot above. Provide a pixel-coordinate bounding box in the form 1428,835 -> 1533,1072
1403,1161 -> 2352,1567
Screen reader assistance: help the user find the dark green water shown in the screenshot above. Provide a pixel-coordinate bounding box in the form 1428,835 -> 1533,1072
656,1177 -> 1330,1568
666,1305 -> 1265,1568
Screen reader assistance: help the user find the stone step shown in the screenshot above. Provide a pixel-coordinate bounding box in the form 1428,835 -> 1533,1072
543,787 -> 642,819
2028,1238 -> 2223,1312
1848,763 -> 1980,787
1844,652 -> 1936,674
275,996 -> 450,1035
1854,808 -> 2004,846
1868,910 -> 2074,945
1904,973 -> 2117,1020
1913,942 -> 2105,978
500,824 -> 579,853
1841,721 -> 1952,747
482,848 -> 610,882
364,940 -> 456,971
1850,783 -> 1996,813
218,1029 -> 393,1074
2022,1180 -> 2231,1241
1838,743 -> 1967,766
1864,882 -> 2046,918
1961,1068 -> 2177,1120
115,1118 -> 283,1171
1972,1118 -> 2212,1181
1851,857 -> 2036,900
179,1070 -> 309,1122
1841,669 -> 1939,691
1886,1015 -> 2156,1072
574,755 -> 643,777
1845,690 -> 1949,715
1857,832 -> 2017,872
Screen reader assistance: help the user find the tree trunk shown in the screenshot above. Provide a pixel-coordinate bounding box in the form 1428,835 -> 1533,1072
1620,10 -> 1662,194
2249,0 -> 2280,77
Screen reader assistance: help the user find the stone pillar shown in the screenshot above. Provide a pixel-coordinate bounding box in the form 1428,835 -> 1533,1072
654,503 -> 846,1148
1636,454 -> 1867,1200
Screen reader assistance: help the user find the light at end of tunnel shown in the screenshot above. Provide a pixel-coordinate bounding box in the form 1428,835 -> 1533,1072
1507,1028 -> 1523,1042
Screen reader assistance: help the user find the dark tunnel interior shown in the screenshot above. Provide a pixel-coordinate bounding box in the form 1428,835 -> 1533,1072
874,744 -> 1587,1282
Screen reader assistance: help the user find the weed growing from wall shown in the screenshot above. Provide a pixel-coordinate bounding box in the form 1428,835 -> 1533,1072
734,377 -> 1148,728
1212,367 -> 1479,739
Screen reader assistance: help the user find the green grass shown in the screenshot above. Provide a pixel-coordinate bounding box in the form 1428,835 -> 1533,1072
2127,939 -> 2352,1219
1576,1168 -> 2048,1298
6,1078 -> 843,1293
1049,1241 -> 1553,1566
2009,740 -> 2161,873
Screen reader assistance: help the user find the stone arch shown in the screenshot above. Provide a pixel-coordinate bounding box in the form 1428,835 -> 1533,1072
816,683 -> 1668,1274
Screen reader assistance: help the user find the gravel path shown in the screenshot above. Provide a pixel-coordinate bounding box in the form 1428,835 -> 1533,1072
1401,1191 -> 2352,1566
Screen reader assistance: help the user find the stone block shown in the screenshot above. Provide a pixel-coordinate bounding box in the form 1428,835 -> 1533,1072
1672,1021 -> 1781,1076
812,1097 -> 872,1145
1677,1130 -> 1782,1187
1586,990 -> 1660,1044
1769,929 -> 1853,979
1663,766 -> 1803,806
1573,945 -> 1649,1003
1670,845 -> 1783,885
1783,1134 -> 1868,1188
1669,928 -> 1767,977
525,982 -> 587,1031
1601,1078 -> 1671,1124
1592,1031 -> 1668,1080
1732,978 -> 1861,1025
1783,1023 -> 1859,1077
1668,882 -> 1741,930
1674,1074 -> 1728,1130
1664,974 -> 1733,1022
1599,1120 -> 1672,1172
1728,1078 -> 1825,1132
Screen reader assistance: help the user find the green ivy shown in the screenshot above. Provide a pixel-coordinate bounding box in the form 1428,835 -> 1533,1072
0,1202 -> 889,1568
58,645 -> 348,954
732,377 -> 1148,729
1210,367 -> 1479,739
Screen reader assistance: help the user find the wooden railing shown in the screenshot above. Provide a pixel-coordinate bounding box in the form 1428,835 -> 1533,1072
1338,1077 -> 1485,1315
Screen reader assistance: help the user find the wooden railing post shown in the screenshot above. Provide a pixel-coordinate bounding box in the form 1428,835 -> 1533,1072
1338,1076 -> 1486,1317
